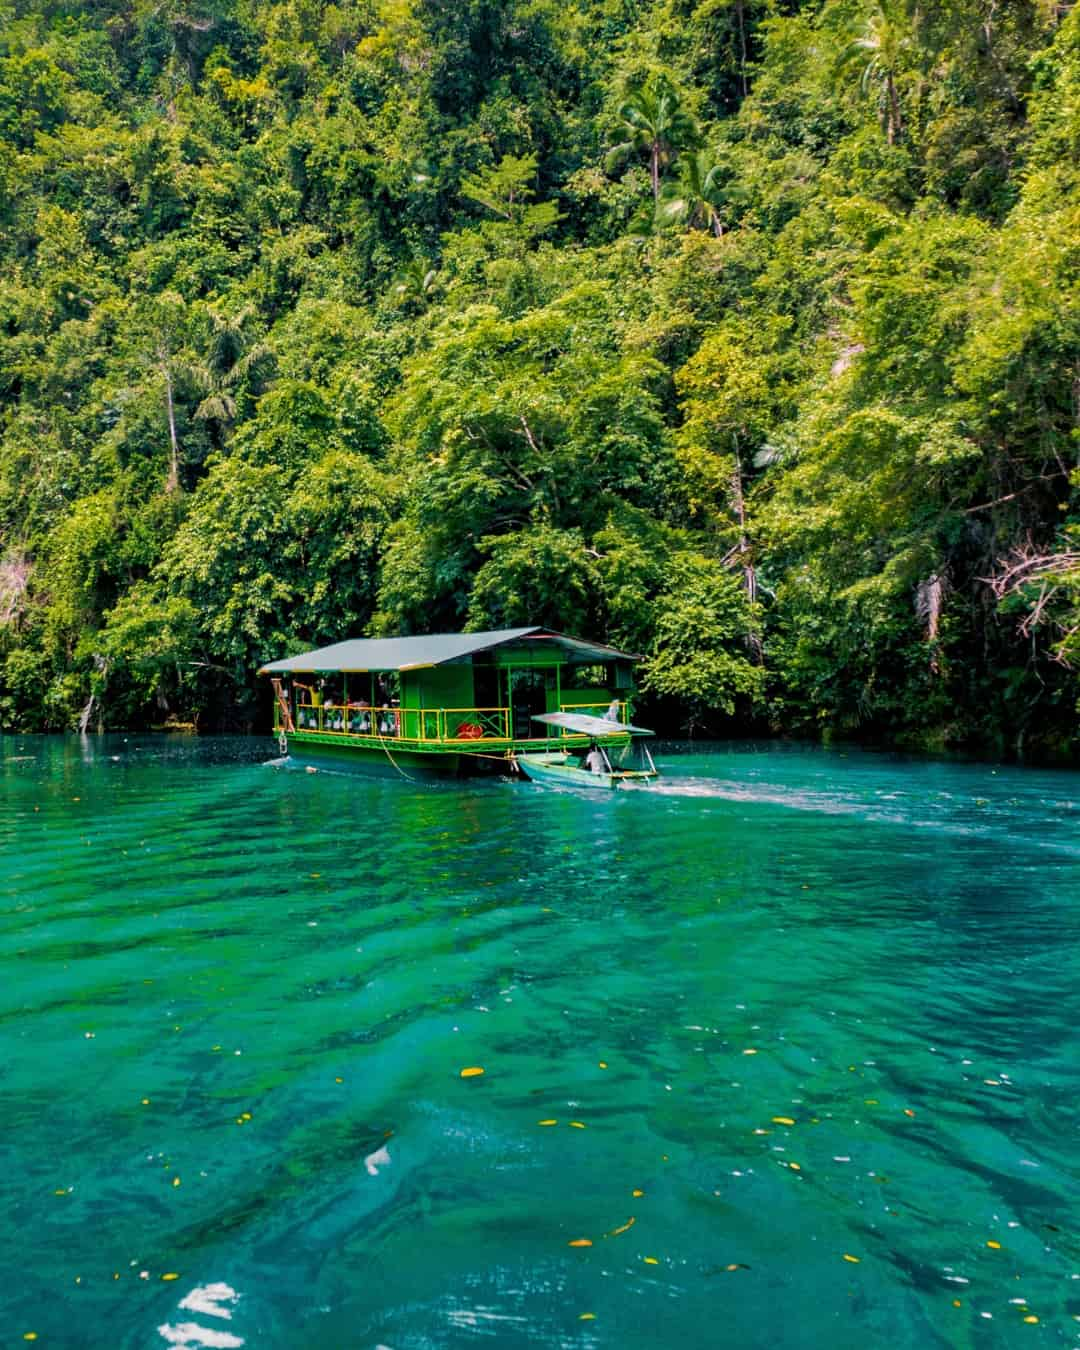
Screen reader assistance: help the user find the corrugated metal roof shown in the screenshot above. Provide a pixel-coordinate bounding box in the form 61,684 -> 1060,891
259,628 -> 638,674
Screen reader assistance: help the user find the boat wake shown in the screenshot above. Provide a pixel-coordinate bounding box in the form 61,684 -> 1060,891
645,775 -> 1080,856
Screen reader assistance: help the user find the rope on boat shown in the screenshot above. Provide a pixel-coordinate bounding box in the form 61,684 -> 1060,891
375,726 -> 417,782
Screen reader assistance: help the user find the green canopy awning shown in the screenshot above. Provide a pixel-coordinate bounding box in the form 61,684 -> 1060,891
259,628 -> 639,675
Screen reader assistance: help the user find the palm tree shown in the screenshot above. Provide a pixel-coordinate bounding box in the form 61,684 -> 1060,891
607,75 -> 700,201
392,257 -> 439,308
655,150 -> 732,236
847,2 -> 912,145
190,304 -> 273,438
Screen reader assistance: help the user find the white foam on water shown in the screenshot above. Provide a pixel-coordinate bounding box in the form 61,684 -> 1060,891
157,1321 -> 244,1348
178,1284 -> 240,1320
365,1144 -> 391,1176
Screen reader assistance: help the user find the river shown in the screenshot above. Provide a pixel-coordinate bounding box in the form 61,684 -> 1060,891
3,735 -> 1080,1348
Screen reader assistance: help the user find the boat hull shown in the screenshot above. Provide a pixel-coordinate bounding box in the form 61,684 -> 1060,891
515,751 -> 656,790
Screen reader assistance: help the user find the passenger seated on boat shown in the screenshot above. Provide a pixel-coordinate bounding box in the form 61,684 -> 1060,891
349,703 -> 371,734
605,698 -> 621,722
377,709 -> 398,736
585,742 -> 606,774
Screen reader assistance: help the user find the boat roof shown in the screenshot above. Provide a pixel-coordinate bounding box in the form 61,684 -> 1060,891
259,628 -> 639,675
533,711 -> 654,737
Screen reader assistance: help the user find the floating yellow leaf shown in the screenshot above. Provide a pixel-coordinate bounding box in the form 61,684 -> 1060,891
903,1109 -> 915,1117
1024,1316 -> 1039,1324
724,1263 -> 750,1272
240,1112 -> 252,1121
162,1273 -> 179,1281
608,1217 -> 636,1236
537,1119 -> 557,1127
789,1162 -> 801,1171
632,1189 -> 645,1197
569,1121 -> 586,1129
54,1189 -> 66,1196
842,1254 -> 861,1263
987,1240 -> 1002,1249
643,1256 -> 659,1265
579,1313 -> 595,1321
141,1098 -> 150,1106
459,1067 -> 484,1078
568,1239 -> 592,1248
864,1099 -> 879,1106
172,1177 -> 180,1187
953,1300 -> 962,1308
772,1117 -> 795,1126
335,1077 -> 343,1084
23,1335 -> 37,1342
598,1062 -> 608,1069
742,1048 -> 758,1056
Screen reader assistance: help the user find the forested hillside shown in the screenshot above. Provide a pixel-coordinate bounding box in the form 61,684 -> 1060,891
1,0 -> 1078,753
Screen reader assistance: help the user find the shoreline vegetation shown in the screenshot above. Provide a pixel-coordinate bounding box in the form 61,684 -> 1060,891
1,0 -> 1078,760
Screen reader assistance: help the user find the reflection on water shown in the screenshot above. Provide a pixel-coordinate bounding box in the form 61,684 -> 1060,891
1,735 -> 1080,1349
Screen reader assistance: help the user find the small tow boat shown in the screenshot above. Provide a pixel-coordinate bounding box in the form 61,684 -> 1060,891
514,712 -> 659,789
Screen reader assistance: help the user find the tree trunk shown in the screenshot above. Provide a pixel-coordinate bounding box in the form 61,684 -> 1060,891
161,343 -> 180,493
886,73 -> 902,145
650,141 -> 660,201
731,440 -> 762,661
736,0 -> 748,99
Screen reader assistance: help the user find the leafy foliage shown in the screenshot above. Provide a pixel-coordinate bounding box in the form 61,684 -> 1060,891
0,0 -> 1077,756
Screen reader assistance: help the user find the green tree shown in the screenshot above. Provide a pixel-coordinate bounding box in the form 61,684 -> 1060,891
607,74 -> 700,202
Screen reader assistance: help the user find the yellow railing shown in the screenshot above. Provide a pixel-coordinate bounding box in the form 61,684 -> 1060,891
294,703 -> 402,736
289,702 -> 513,742
437,707 -> 511,741
282,700 -> 626,743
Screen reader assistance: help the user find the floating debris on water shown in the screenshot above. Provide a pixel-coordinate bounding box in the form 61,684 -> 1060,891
459,1067 -> 484,1078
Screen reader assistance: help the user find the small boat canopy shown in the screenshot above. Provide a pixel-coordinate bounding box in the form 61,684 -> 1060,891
532,711 -> 654,737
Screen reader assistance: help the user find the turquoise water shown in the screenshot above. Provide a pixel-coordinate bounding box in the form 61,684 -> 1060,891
4,735 -> 1080,1348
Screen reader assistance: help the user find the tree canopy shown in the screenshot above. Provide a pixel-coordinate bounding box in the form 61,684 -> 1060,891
1,0 -> 1078,757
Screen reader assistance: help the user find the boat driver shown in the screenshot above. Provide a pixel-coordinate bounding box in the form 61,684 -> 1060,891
584,741 -> 606,774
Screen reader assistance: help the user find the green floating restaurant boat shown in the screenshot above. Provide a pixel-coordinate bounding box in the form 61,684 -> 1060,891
259,627 -> 659,783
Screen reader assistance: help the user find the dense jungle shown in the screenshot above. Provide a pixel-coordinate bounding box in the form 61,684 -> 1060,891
0,0 -> 1078,753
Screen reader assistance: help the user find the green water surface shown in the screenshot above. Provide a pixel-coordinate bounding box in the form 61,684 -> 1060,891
4,736 -> 1080,1349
